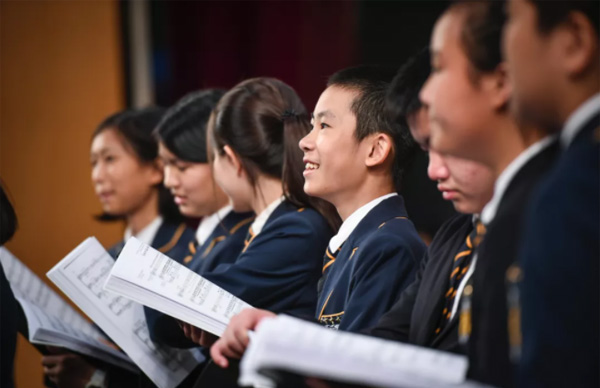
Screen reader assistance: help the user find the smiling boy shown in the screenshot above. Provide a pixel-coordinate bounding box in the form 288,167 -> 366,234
208,66 -> 426,368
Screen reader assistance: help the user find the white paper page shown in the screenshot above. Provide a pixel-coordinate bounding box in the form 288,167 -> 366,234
105,237 -> 251,336
0,247 -> 135,369
0,247 -> 98,337
17,298 -> 135,369
47,237 -> 203,388
240,315 -> 470,388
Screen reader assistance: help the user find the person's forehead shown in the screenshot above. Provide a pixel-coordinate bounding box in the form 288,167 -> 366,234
158,142 -> 177,158
432,8 -> 468,61
313,85 -> 357,119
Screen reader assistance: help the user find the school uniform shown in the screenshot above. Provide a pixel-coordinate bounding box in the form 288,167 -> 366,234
366,213 -> 474,353
201,197 -> 333,316
194,198 -> 334,388
146,207 -> 254,348
317,194 -> 425,332
186,208 -> 254,275
518,96 -> 600,388
108,216 -> 195,262
467,137 -> 559,388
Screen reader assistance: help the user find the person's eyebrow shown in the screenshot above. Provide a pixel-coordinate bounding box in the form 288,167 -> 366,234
312,110 -> 336,120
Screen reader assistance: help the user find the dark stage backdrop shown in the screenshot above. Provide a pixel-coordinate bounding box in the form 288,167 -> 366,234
129,0 -> 455,240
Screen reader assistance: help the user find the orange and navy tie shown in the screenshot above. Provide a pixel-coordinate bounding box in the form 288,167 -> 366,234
435,219 -> 486,335
241,226 -> 255,253
317,244 -> 343,296
183,240 -> 198,265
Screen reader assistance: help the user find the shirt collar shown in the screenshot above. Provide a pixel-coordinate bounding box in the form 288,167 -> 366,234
480,136 -> 556,226
328,193 -> 398,252
250,196 -> 285,236
561,93 -> 600,148
124,216 -> 163,246
196,205 -> 233,246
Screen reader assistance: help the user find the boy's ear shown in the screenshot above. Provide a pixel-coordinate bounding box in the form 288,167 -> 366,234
365,133 -> 393,168
223,145 -> 244,177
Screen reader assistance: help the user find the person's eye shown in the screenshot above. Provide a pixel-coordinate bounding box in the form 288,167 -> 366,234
176,163 -> 189,172
320,122 -> 330,130
90,159 -> 97,167
105,155 -> 115,163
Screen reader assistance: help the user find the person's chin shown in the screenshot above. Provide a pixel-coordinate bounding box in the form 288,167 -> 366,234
178,206 -> 196,218
303,183 -> 321,198
453,201 -> 475,215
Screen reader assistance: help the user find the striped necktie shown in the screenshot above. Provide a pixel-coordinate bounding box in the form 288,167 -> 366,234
317,244 -> 343,297
183,240 -> 198,265
242,226 -> 255,253
435,219 -> 486,335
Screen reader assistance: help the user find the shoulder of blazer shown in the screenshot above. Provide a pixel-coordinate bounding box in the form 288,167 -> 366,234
221,211 -> 254,235
343,195 -> 412,248
265,205 -> 331,238
152,221 -> 194,254
429,214 -> 473,253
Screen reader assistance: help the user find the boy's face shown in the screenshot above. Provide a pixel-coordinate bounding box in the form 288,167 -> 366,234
409,108 -> 494,215
503,0 -> 563,131
299,86 -> 370,206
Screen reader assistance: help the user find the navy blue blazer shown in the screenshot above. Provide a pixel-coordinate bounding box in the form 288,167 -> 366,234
202,200 -> 333,317
366,213 -> 473,353
468,139 -> 558,388
147,211 -> 254,347
317,195 -> 426,332
518,113 -> 599,388
108,220 -> 195,262
186,211 -> 254,275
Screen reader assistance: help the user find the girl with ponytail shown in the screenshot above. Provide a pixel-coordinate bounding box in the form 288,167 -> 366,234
194,77 -> 339,319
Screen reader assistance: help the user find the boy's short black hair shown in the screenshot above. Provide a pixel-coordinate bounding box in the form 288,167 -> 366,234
530,0 -> 599,37
386,48 -> 431,127
327,66 -> 416,191
451,0 -> 506,79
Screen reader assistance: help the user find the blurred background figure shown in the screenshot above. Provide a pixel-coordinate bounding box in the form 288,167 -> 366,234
1,183 -> 19,388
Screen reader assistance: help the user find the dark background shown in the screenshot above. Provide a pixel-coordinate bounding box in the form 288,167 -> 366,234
130,0 -> 455,240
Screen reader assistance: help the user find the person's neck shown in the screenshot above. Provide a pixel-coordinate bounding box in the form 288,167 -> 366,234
250,175 -> 284,216
206,187 -> 231,215
331,178 -> 395,221
488,115 -> 528,178
557,78 -> 600,126
126,191 -> 160,236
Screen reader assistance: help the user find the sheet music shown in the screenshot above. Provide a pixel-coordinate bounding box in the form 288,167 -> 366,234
47,237 -> 203,388
0,247 -> 134,369
0,247 -> 98,337
104,237 -> 250,336
240,315 -> 471,388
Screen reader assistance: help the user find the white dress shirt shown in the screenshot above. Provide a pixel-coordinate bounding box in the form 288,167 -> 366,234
328,193 -> 398,252
123,216 -> 163,246
561,93 -> 600,148
195,205 -> 233,246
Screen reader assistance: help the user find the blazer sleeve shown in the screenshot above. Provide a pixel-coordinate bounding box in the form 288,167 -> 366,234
202,210 -> 331,314
363,248 -> 429,341
339,226 -> 422,332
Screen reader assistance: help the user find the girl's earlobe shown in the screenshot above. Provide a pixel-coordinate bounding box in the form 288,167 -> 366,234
223,145 -> 244,176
